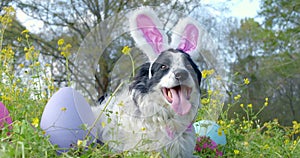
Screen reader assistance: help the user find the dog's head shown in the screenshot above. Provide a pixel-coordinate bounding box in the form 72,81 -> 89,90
129,7 -> 202,116
130,49 -> 201,116
153,49 -> 201,115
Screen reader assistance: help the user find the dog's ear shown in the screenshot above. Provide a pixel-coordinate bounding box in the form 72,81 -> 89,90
129,7 -> 168,62
170,18 -> 202,56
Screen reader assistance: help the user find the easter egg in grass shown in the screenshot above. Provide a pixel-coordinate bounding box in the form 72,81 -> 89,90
40,87 -> 100,152
194,120 -> 226,145
0,101 -> 13,130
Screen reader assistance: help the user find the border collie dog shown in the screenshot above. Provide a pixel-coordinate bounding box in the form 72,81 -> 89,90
93,7 -> 203,157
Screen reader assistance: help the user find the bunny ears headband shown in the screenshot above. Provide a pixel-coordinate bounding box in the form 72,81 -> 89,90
129,7 -> 203,62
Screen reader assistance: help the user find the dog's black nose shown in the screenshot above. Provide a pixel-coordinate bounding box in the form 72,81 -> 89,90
174,69 -> 188,81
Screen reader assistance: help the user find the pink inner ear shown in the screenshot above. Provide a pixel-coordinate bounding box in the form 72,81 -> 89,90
177,24 -> 199,53
136,14 -> 164,54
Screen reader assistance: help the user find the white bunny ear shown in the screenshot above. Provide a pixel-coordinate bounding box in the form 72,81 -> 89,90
129,7 -> 168,61
170,17 -> 202,56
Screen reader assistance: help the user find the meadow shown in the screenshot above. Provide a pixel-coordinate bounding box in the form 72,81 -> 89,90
1,6 -> 300,158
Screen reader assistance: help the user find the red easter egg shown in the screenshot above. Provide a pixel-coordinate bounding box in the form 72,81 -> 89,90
0,101 -> 13,130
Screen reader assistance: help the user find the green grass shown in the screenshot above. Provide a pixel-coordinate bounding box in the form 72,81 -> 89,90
0,6 -> 299,157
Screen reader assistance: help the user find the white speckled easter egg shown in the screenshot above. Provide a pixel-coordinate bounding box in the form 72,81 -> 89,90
40,87 -> 99,152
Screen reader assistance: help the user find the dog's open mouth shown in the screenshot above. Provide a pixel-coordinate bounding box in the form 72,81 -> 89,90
162,86 -> 192,115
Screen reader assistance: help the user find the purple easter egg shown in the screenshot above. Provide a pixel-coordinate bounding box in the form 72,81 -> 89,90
40,87 -> 99,152
0,101 -> 13,130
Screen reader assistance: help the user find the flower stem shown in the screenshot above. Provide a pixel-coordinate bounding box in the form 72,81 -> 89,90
128,52 -> 135,77
84,82 -> 124,140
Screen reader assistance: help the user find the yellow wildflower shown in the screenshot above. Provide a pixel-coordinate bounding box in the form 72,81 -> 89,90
48,85 -> 54,91
292,121 -> 298,125
25,52 -> 31,61
240,104 -> 244,108
265,97 -> 269,102
19,63 -> 24,68
34,62 -> 40,66
61,51 -> 66,56
77,140 -> 83,146
284,139 -> 289,144
65,44 -> 72,49
29,46 -> 34,51
264,97 -> 269,106
61,51 -> 71,58
234,94 -> 241,100
21,29 -> 29,34
207,89 -> 213,96
247,104 -> 253,108
33,51 -> 39,58
292,121 -> 300,134
264,102 -> 268,106
17,37 -> 22,42
230,119 -> 235,124
218,120 -> 225,126
57,39 -> 64,46
263,144 -> 269,149
234,149 -> 240,155
293,140 -> 297,145
122,46 -> 131,55
201,98 -> 210,105
141,127 -> 146,131
31,117 -> 39,127
1,95 -> 12,102
244,78 -> 250,85
202,69 -> 215,79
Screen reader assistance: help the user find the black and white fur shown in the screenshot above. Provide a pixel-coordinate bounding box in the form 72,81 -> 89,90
93,7 -> 203,157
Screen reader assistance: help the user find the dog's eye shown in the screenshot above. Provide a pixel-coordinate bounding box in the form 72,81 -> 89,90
160,65 -> 168,70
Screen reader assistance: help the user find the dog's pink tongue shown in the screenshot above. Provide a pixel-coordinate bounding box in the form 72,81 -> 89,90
170,88 -> 191,115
